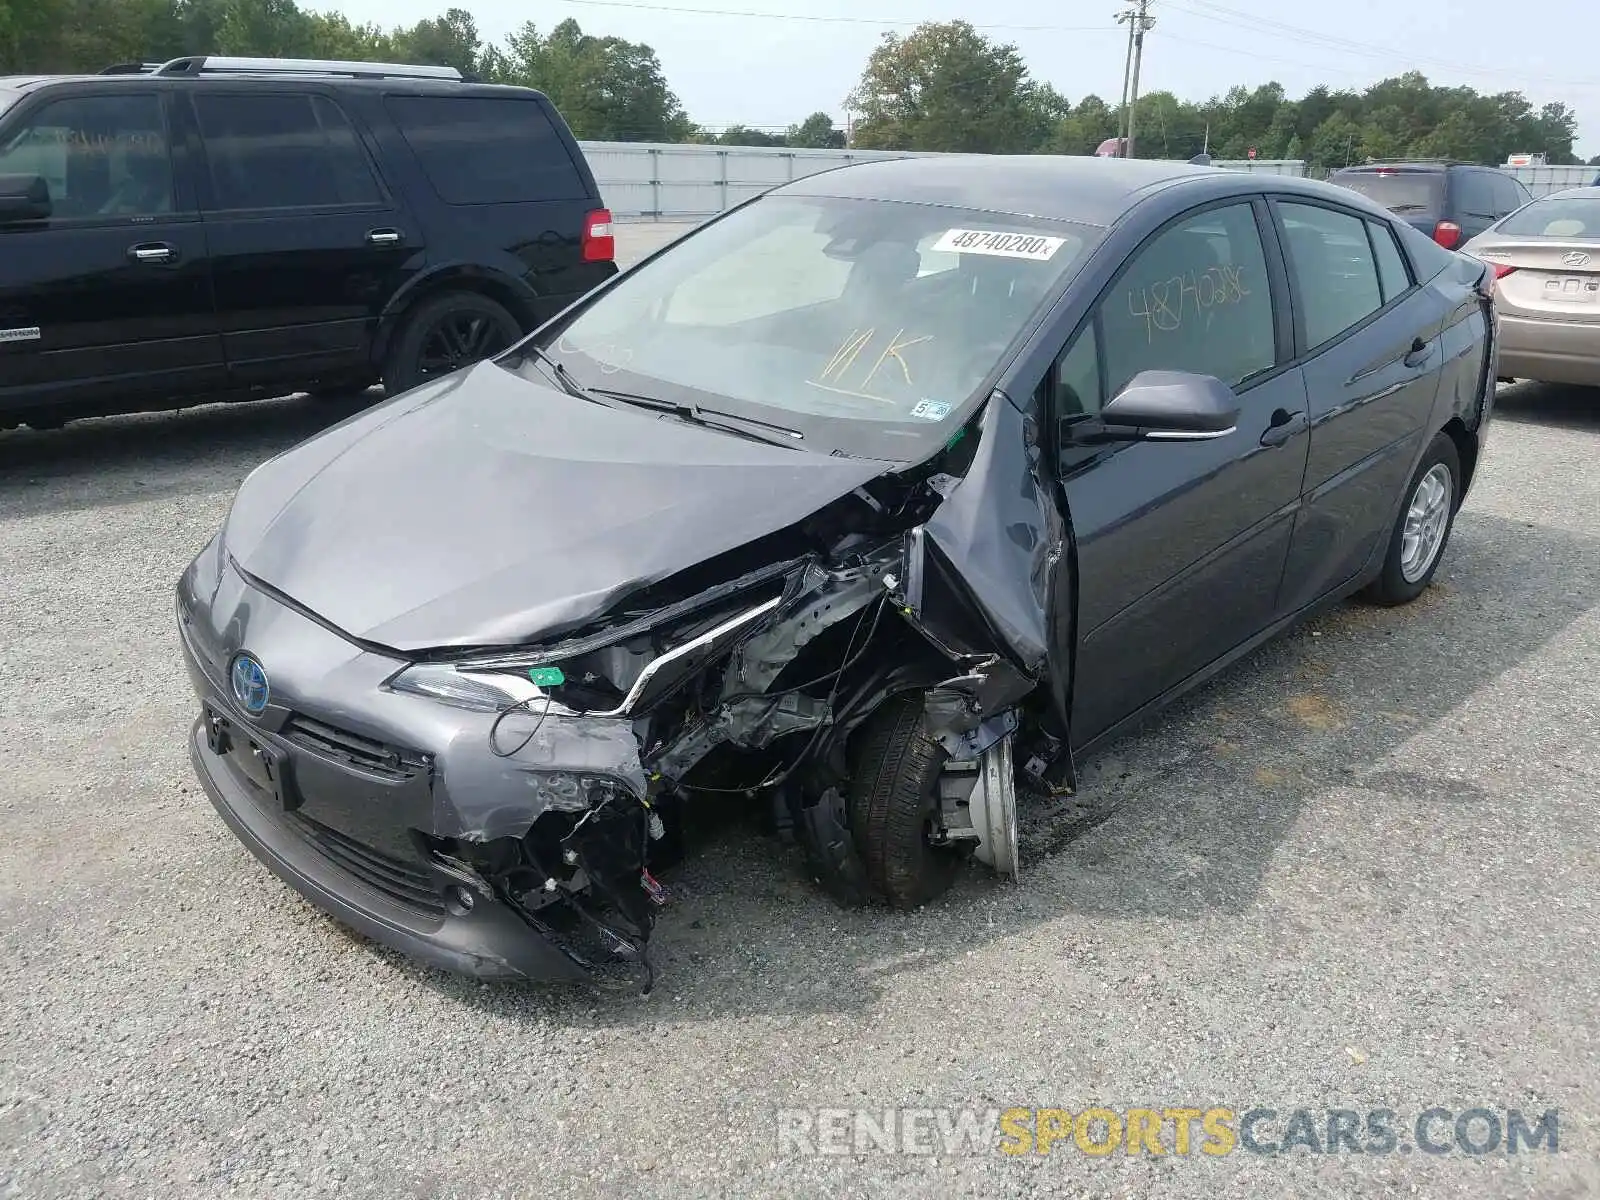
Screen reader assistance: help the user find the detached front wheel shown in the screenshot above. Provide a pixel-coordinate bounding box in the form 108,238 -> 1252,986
848,693 -> 962,908
382,291 -> 523,396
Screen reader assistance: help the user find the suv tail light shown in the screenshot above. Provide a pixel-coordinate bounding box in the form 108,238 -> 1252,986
582,209 -> 615,263
1432,220 -> 1462,249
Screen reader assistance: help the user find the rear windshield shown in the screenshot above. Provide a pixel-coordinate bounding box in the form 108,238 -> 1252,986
1328,170 -> 1442,214
1497,196 -> 1600,238
386,94 -> 589,205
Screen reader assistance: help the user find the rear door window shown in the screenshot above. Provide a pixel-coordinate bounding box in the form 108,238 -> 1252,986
1278,202 -> 1384,349
195,93 -> 382,211
386,95 -> 589,205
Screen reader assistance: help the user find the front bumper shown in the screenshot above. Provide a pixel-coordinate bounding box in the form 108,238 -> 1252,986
187,715 -> 588,982
175,544 -> 642,985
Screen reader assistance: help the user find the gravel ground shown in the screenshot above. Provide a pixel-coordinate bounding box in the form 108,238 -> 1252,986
1,234 -> 1598,1196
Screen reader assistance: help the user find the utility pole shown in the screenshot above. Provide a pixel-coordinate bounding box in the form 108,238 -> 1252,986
1115,4 -> 1137,153
1124,0 -> 1154,160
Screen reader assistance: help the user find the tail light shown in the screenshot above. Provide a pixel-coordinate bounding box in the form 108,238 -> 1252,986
582,208 -> 615,263
1489,262 -> 1517,279
1432,220 -> 1462,249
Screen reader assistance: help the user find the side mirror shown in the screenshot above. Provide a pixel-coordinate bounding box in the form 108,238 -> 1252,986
0,174 -> 51,225
1089,370 -> 1240,442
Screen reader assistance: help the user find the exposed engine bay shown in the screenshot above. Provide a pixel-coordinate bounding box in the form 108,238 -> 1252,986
408,393 -> 1078,989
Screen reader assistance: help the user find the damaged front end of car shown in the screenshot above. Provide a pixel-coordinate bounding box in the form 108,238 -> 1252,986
401,391 -> 1078,989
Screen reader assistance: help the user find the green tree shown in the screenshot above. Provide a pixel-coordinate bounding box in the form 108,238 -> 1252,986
846,20 -> 1057,153
1309,111 -> 1362,170
498,18 -> 689,141
392,6 -> 479,74
715,124 -> 784,147
786,111 -> 844,149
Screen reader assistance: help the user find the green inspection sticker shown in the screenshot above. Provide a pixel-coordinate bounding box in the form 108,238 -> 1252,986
527,666 -> 566,687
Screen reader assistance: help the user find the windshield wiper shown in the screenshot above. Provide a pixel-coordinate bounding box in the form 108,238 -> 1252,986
588,386 -> 805,449
1387,204 -> 1431,213
524,344 -> 603,404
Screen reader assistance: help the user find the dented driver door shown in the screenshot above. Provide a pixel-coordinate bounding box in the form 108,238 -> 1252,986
1051,198 -> 1311,748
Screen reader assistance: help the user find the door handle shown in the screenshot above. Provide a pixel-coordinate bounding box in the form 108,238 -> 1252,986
365,228 -> 403,247
1404,337 -> 1432,369
1260,408 -> 1308,448
128,242 -> 176,265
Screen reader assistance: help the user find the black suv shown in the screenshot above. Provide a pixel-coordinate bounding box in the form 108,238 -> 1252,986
0,56 -> 617,429
1327,161 -> 1533,252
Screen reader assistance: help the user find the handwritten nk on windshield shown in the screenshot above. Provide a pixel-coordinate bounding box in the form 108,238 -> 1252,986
809,327 -> 933,402
1129,264 -> 1251,342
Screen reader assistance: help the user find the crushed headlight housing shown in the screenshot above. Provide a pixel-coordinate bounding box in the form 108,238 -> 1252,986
388,663 -> 550,713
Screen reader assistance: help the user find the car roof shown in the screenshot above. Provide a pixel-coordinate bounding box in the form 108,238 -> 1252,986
777,154 -> 1238,226
0,72 -> 547,100
1533,186 -> 1600,202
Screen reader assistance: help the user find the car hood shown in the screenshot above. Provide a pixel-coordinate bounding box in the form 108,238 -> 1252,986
221,362 -> 888,652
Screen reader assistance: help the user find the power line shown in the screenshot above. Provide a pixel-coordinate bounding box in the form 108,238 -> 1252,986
1162,0 -> 1600,89
552,0 -> 1115,32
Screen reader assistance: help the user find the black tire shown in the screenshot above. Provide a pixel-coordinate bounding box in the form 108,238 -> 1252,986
381,291 -> 523,396
1362,431 -> 1462,607
848,693 -> 961,908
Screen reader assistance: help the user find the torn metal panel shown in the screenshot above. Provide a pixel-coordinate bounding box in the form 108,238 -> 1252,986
718,546 -> 900,700
652,693 -> 831,778
916,391 -> 1063,676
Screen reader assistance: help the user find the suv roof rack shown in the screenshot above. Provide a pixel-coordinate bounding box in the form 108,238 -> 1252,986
99,62 -> 163,74
152,55 -> 463,81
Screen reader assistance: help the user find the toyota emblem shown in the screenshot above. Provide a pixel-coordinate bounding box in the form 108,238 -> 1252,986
230,653 -> 271,716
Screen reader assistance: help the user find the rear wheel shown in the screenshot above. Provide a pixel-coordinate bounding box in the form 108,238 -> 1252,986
848,693 -> 962,908
381,291 -> 523,396
1362,431 -> 1461,606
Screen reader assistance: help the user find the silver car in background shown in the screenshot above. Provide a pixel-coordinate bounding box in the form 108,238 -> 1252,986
1463,188 -> 1600,386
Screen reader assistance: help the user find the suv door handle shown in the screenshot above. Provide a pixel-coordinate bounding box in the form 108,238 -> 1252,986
128,242 -> 176,265
1404,337 -> 1433,369
366,228 -> 403,247
1260,408 -> 1308,447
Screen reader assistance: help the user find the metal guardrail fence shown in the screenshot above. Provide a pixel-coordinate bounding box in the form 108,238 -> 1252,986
577,140 -> 1308,221
1502,164 -> 1596,197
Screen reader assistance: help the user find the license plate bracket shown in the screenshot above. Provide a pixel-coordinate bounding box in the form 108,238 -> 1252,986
203,702 -> 288,808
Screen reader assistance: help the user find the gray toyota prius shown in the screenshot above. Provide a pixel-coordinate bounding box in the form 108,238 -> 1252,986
177,155 -> 1498,989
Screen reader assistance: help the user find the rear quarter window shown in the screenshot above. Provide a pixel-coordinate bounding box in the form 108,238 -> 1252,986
386,94 -> 590,205
1392,219 -> 1460,283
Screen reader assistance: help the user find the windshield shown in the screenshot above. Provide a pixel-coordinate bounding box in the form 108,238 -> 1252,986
1329,171 -> 1442,212
1498,195 -> 1600,238
528,194 -> 1096,460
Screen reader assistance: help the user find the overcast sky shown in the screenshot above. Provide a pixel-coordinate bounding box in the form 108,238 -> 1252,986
327,0 -> 1597,155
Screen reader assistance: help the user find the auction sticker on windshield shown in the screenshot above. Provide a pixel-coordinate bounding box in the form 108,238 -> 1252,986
932,229 -> 1067,261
